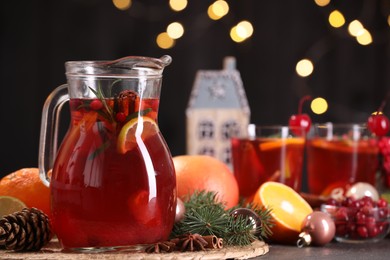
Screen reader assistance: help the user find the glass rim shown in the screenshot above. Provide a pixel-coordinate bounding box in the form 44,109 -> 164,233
230,124 -> 307,139
313,122 -> 367,129
247,124 -> 305,130
65,55 -> 172,78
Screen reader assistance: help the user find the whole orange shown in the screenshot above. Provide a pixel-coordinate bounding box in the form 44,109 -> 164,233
173,155 -> 239,209
0,168 -> 51,216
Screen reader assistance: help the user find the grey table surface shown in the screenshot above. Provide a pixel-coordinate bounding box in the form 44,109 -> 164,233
256,239 -> 390,260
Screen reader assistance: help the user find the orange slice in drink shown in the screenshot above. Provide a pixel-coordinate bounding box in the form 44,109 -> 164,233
252,181 -> 313,244
117,116 -> 159,154
259,138 -> 305,151
309,138 -> 378,154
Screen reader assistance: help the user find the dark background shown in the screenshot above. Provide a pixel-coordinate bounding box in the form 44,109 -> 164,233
0,0 -> 389,177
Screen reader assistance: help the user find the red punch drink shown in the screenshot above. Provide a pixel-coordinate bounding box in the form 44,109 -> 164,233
39,56 -> 175,251
307,138 -> 379,195
51,96 -> 176,249
306,124 -> 379,195
231,125 -> 305,199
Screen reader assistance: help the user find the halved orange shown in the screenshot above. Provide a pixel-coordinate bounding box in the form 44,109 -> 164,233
252,181 -> 313,244
0,196 -> 26,217
259,138 -> 305,151
117,116 -> 159,154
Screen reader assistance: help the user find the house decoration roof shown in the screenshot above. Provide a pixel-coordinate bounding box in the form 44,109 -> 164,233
185,57 -> 251,167
186,57 -> 250,115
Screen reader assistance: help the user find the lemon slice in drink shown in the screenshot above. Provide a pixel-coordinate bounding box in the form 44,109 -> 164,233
117,116 -> 159,154
0,196 -> 27,217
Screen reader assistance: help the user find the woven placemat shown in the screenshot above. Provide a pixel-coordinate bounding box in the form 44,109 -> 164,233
0,239 -> 269,260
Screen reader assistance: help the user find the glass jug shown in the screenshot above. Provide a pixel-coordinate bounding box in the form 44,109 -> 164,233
39,55 -> 176,251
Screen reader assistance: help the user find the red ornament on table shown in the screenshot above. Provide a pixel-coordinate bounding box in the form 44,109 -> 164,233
297,211 -> 335,247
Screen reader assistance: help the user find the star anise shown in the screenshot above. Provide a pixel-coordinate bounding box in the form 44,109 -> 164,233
144,241 -> 176,253
175,233 -> 208,252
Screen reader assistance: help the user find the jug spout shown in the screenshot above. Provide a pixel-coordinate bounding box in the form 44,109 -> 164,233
106,55 -> 172,71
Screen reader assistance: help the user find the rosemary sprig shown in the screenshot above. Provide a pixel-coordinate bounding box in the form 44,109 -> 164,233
88,140 -> 111,160
89,85 -> 115,122
126,107 -> 152,122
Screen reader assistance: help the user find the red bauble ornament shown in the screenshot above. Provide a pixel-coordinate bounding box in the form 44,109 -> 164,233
297,211 -> 335,247
175,197 -> 186,223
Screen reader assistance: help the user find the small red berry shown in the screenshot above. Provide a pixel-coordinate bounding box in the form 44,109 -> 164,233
335,207 -> 349,221
289,114 -> 311,133
115,112 -> 127,123
90,99 -> 103,110
335,224 -> 348,236
367,114 -> 390,137
289,95 -> 312,134
368,226 -> 379,237
377,198 -> 388,208
357,226 -> 368,238
368,95 -> 390,136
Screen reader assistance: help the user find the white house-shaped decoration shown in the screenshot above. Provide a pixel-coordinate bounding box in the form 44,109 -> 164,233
186,57 -> 250,168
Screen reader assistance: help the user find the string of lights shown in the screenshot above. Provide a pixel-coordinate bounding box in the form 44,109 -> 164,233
111,0 -> 389,116
297,0 -> 390,115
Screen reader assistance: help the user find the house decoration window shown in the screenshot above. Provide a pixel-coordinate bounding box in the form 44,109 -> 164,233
222,147 -> 231,165
198,120 -> 214,139
221,120 -> 240,140
198,146 -> 215,157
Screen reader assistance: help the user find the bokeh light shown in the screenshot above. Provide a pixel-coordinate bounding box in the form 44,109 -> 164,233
329,10 -> 345,28
296,59 -> 314,77
208,0 -> 229,20
356,29 -> 372,45
230,26 -> 244,42
112,0 -> 132,11
169,0 -> 187,12
167,22 -> 184,39
388,15 -> 390,27
230,21 -> 253,42
348,20 -> 364,37
156,32 -> 175,49
314,0 -> 330,7
236,21 -> 253,38
311,97 -> 328,114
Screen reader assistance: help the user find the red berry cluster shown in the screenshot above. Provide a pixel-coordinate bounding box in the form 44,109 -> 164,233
324,196 -> 390,240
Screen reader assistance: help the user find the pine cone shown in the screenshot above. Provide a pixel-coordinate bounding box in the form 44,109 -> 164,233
0,207 -> 52,251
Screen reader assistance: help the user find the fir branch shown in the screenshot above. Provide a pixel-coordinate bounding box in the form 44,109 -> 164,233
245,203 -> 274,239
171,191 -> 274,247
184,190 -> 225,209
224,214 -> 257,246
171,201 -> 229,238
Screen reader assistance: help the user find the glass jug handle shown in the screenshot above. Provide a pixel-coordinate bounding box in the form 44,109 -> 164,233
38,84 -> 69,187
